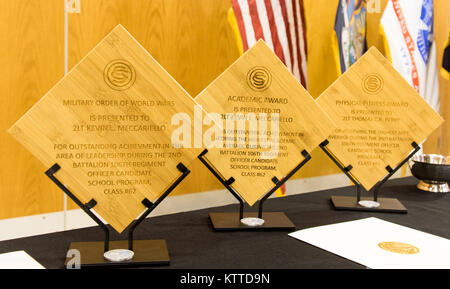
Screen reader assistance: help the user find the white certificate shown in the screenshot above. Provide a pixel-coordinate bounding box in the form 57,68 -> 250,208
0,251 -> 45,269
289,217 -> 450,269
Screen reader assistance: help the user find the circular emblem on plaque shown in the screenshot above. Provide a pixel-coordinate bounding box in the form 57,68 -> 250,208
247,66 -> 272,91
240,217 -> 265,227
104,249 -> 134,262
378,242 -> 420,255
104,59 -> 136,91
358,200 -> 380,208
362,73 -> 383,94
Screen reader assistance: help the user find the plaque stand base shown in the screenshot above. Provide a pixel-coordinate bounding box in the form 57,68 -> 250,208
209,212 -> 295,231
320,140 -> 420,214
46,162 -> 190,268
65,240 -> 169,268
198,149 -> 311,232
330,196 -> 407,213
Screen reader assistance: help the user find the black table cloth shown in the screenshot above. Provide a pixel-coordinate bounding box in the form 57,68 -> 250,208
0,177 -> 449,269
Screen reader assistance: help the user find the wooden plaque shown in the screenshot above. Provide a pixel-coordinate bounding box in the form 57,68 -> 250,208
195,40 -> 335,206
8,25 -> 201,233
317,47 -> 444,191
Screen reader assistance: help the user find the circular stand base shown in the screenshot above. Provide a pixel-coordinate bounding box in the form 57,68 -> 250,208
358,200 -> 380,208
104,249 -> 134,262
240,217 -> 265,227
417,181 -> 449,193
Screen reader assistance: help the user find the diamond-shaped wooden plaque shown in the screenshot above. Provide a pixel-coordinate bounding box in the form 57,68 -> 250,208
317,47 -> 444,191
195,40 -> 335,206
8,25 -> 201,233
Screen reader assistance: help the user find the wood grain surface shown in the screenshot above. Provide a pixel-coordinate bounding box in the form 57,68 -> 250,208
9,25 -> 202,233
0,0 -> 65,219
195,40 -> 335,206
66,0 -> 241,209
317,47 -> 444,191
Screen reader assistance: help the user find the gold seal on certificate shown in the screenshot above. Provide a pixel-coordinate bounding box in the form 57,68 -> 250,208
8,25 -> 201,234
317,47 -> 444,192
378,242 -> 420,255
195,40 -> 335,207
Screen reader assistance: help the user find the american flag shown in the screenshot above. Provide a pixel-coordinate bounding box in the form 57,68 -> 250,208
231,0 -> 308,87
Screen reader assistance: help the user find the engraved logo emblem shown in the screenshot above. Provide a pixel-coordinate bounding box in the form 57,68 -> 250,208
247,66 -> 272,91
362,73 -> 384,95
378,242 -> 420,255
104,59 -> 136,91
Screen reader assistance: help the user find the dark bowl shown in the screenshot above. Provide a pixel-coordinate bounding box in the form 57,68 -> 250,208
410,154 -> 450,183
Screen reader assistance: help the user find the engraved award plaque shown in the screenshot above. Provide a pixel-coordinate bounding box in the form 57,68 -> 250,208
8,25 -> 201,267
317,47 -> 444,213
195,40 -> 335,230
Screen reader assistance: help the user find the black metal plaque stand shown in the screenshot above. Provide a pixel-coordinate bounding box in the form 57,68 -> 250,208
45,162 -> 190,268
320,140 -> 420,214
198,149 -> 311,231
